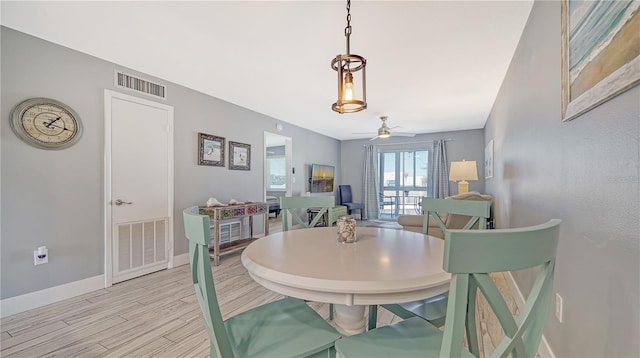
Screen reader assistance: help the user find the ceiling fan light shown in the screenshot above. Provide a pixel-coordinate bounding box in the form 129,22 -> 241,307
378,126 -> 391,138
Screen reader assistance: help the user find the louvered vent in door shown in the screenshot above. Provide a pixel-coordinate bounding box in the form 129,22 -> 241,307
115,218 -> 169,283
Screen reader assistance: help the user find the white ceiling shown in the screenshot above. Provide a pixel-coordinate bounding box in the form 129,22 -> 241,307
1,1 -> 533,141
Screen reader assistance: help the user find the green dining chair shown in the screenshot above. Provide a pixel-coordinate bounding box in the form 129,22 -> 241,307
370,198 -> 492,330
280,196 -> 335,231
280,196 -> 336,320
183,207 -> 341,358
336,219 -> 561,358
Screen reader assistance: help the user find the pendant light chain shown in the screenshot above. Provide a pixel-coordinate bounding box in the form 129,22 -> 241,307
345,1 -> 352,37
345,0 -> 352,54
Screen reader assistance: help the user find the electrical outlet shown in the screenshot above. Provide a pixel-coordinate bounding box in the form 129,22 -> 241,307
555,293 -> 563,323
34,247 -> 48,265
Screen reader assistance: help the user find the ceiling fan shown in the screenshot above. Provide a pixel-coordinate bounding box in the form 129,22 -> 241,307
354,116 -> 416,141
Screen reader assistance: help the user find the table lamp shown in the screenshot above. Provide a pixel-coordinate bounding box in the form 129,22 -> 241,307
449,160 -> 478,194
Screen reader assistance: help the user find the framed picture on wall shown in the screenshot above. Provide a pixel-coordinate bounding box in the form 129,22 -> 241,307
229,141 -> 251,170
198,132 -> 225,167
485,139 -> 493,179
561,0 -> 640,121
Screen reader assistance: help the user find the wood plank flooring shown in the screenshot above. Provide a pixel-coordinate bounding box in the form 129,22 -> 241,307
1,217 -> 517,357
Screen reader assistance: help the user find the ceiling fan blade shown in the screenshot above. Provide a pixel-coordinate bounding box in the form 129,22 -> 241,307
390,132 -> 416,137
357,116 -> 414,140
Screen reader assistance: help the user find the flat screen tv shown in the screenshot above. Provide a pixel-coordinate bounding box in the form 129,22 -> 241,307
310,164 -> 335,193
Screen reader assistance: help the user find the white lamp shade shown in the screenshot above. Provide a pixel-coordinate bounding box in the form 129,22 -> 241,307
449,161 -> 478,181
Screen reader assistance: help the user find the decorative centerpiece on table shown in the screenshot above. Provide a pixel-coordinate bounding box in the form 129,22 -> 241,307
337,215 -> 357,243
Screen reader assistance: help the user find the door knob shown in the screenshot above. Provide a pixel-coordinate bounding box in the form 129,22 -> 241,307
114,199 -> 133,206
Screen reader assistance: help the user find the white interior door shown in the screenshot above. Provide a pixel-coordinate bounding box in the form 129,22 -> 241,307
105,90 -> 174,285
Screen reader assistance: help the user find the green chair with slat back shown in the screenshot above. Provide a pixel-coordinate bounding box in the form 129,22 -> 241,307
370,198 -> 492,330
183,207 -> 340,358
280,196 -> 335,231
279,196 -> 336,320
422,197 -> 492,236
336,219 -> 561,358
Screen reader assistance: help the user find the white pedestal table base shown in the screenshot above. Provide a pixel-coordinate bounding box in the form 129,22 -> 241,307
333,304 -> 366,336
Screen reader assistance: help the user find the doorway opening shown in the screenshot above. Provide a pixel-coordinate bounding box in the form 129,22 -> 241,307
264,132 -> 292,220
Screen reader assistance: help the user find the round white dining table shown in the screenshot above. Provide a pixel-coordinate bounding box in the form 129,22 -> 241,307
241,226 -> 451,335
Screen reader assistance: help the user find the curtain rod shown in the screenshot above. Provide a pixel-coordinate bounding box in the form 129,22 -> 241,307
363,138 -> 452,147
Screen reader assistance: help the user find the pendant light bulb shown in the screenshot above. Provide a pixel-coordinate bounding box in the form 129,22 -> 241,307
343,72 -> 355,101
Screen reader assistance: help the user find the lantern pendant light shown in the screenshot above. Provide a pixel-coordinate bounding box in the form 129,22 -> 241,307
331,0 -> 367,114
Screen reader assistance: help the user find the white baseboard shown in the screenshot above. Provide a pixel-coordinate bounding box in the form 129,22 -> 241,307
0,275 -> 105,318
505,272 -> 555,358
1,255 -> 191,319
172,253 -> 190,267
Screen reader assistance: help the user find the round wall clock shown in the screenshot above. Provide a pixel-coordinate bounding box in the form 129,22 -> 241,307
10,97 -> 83,150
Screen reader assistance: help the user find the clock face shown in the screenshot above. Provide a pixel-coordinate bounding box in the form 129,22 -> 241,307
10,98 -> 83,150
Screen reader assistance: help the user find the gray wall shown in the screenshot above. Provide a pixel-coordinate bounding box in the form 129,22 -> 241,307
340,129 -> 486,204
1,27 -> 340,299
484,2 -> 639,356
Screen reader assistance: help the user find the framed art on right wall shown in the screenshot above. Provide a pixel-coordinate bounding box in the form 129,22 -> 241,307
485,139 -> 493,179
561,0 -> 640,121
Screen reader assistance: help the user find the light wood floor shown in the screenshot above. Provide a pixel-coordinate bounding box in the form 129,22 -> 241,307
1,217 -> 516,357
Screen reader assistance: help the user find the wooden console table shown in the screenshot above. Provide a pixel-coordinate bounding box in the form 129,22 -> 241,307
199,202 -> 269,265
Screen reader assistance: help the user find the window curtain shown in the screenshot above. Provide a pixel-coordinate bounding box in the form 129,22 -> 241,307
431,139 -> 449,198
362,145 -> 380,220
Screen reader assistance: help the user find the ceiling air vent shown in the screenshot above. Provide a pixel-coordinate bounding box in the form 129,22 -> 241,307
115,71 -> 167,99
